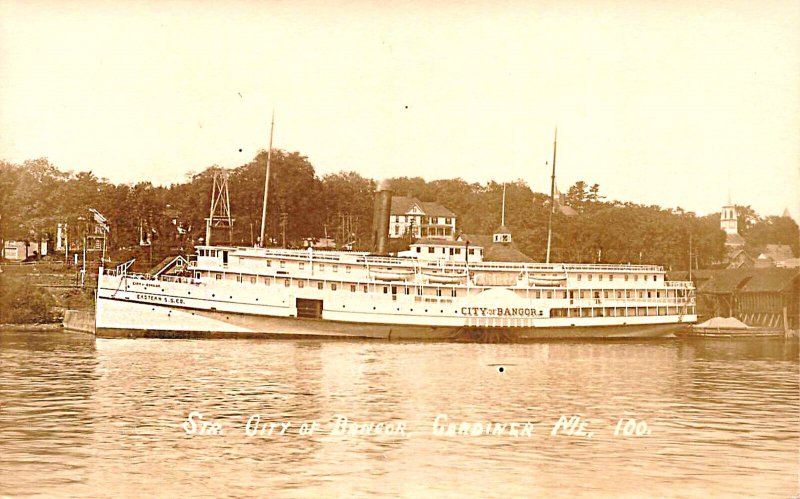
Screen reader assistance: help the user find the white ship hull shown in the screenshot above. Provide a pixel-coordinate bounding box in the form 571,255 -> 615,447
95,297 -> 689,340
95,254 -> 696,340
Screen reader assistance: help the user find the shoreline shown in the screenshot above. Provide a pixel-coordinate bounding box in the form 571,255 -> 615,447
0,323 -> 63,331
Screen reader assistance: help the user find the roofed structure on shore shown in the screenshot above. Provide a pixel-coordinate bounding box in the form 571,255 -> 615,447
389,196 -> 456,240
726,248 -> 754,269
724,232 -> 746,247
760,244 -> 794,261
694,268 -> 799,329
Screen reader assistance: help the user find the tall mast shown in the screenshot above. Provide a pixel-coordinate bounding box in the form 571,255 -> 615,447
259,111 -> 275,247
545,127 -> 557,263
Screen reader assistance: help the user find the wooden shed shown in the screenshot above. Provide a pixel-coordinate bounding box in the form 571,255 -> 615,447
696,268 -> 799,330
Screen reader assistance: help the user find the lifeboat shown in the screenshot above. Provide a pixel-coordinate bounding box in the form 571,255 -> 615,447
370,270 -> 413,281
422,272 -> 467,284
528,275 -> 566,287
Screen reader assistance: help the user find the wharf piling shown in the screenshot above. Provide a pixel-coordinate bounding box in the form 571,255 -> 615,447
63,309 -> 95,334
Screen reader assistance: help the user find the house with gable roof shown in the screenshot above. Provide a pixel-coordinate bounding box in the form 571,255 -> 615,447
389,196 -> 456,240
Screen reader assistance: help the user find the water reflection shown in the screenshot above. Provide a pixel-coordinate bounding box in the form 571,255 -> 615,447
0,331 -> 98,494
0,330 -> 797,497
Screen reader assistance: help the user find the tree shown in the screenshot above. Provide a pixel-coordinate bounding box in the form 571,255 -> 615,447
744,215 -> 799,256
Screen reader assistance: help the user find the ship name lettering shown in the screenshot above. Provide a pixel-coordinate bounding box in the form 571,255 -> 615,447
330,415 -> 407,436
460,307 -> 541,317
245,415 -> 291,437
135,293 -> 184,305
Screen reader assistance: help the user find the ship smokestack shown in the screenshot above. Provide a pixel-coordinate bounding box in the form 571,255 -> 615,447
372,179 -> 392,255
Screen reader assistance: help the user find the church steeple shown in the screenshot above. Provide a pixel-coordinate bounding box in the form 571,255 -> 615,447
720,193 -> 745,250
493,184 -> 512,244
720,201 -> 738,235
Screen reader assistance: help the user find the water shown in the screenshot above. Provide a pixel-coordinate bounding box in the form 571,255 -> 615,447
0,329 -> 797,498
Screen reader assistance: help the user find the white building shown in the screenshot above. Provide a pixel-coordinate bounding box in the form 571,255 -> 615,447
721,200 -> 745,247
397,238 -> 484,262
389,196 -> 456,240
2,240 -> 48,261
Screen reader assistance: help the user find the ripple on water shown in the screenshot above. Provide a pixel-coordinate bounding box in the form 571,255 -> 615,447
0,330 -> 797,498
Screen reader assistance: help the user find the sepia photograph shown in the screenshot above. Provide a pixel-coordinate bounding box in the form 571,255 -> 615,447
0,1 -> 798,497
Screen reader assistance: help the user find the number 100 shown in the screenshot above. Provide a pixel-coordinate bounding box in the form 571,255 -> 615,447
614,418 -> 650,436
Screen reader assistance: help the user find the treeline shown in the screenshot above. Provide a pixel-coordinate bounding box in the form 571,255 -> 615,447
0,152 -> 797,270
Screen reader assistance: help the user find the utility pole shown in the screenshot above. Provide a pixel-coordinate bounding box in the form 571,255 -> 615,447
352,215 -> 359,249
65,221 -> 69,267
501,183 -> 506,227
688,232 -> 693,280
280,211 -> 288,248
81,228 -> 86,288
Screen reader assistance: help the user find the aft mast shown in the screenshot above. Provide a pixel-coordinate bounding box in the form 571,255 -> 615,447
545,127 -> 557,263
259,111 -> 275,247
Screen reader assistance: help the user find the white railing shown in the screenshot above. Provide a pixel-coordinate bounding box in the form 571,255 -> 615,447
566,297 -> 695,307
104,259 -> 136,277
212,246 -> 665,273
158,275 -> 201,285
665,281 -> 694,289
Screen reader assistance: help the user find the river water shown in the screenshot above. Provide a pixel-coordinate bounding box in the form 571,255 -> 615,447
0,329 -> 797,498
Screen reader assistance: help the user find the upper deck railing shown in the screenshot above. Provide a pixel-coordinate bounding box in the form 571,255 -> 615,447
194,246 -> 664,273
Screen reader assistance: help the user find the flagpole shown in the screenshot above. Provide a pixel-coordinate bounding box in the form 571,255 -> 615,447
259,111 -> 275,247
546,127 -> 557,263
501,184 -> 506,226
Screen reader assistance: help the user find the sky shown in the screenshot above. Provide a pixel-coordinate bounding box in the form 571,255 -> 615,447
1,0 -> 798,218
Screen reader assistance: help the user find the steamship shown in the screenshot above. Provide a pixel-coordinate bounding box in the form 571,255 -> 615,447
95,185 -> 696,340
95,124 -> 696,339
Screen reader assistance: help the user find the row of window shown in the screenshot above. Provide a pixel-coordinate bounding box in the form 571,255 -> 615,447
550,306 -> 693,318
224,273 -> 461,297
245,259 -> 354,273
204,255 -> 661,286
415,246 -> 480,255
537,289 -> 681,299
211,272 -> 684,301
392,216 -> 454,224
575,274 -> 659,282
